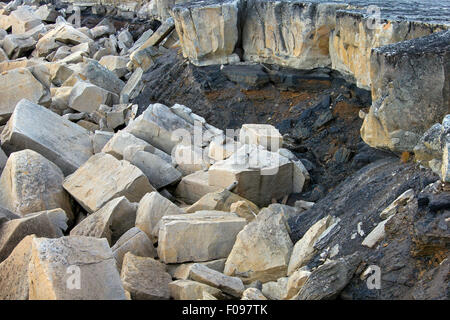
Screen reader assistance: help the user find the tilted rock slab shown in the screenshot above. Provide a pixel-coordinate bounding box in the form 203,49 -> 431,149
361,30 -> 450,152
224,207 -> 293,283
112,227 -> 156,270
121,252 -> 172,300
171,0 -> 241,66
1,99 -> 93,175
0,212 -> 60,263
169,279 -> 225,300
70,196 -> 138,245
63,153 -> 154,213
0,149 -> 73,219
27,236 -> 127,300
158,210 -> 246,263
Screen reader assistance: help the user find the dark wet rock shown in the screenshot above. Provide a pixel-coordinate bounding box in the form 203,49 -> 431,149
428,193 -> 450,212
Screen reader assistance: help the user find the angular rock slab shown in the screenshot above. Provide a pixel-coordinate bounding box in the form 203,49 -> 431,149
175,170 -> 224,205
70,196 -> 137,246
1,99 -> 93,175
121,252 -> 172,300
63,153 -> 154,213
0,211 -> 59,263
112,227 -> 156,270
239,124 -> 283,152
158,210 -> 246,263
0,68 -> 47,122
0,235 -> 35,300
135,191 -> 184,243
224,208 -> 293,283
0,149 -> 73,218
169,279 -> 224,300
28,236 -> 127,300
189,263 -> 245,298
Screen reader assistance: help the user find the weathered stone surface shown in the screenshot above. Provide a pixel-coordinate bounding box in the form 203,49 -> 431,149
361,216 -> 393,249
135,191 -> 184,243
1,99 -> 93,175
171,0 -> 240,66
171,258 -> 227,279
158,210 -> 246,263
0,68 -> 46,121
0,212 -> 59,263
172,143 -> 209,175
361,31 -> 450,152
241,287 -> 267,300
379,189 -> 414,220
112,227 -> 156,270
186,189 -> 259,215
295,253 -> 362,300
188,263 -> 245,297
35,5 -> 59,23
93,130 -> 114,153
121,252 -> 172,300
68,81 -> 116,113
0,149 -> 73,219
102,131 -> 151,160
285,268 -> 311,299
169,279 -> 224,300
2,34 -> 36,59
239,124 -> 283,152
120,67 -> 144,102
125,103 -> 193,154
441,141 -> 450,183
125,150 -> 182,189
229,200 -> 258,222
174,170 -> 224,204
330,11 -> 446,89
9,6 -> 41,35
208,137 -> 240,161
288,215 -> 334,275
261,277 -> 288,300
224,207 -> 293,283
63,153 -> 154,213
99,55 -> 129,78
79,59 -> 125,95
0,147 -> 7,174
243,1 -> 346,70
208,144 -> 293,206
70,196 -> 137,245
36,23 -> 93,57
0,235 -> 34,300
28,236 -> 126,300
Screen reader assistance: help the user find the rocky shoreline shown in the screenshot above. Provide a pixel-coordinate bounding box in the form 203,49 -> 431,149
0,0 -> 448,300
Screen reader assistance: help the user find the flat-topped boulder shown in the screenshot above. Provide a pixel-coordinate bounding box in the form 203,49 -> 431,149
361,30 -> 450,152
1,99 -> 93,175
171,0 -> 240,66
63,153 -> 154,213
0,149 -> 73,219
158,210 -> 246,263
208,144 -> 293,206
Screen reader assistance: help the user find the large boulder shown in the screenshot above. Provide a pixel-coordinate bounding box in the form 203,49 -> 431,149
1,99 -> 93,175
0,68 -> 47,122
135,191 -> 184,243
0,149 -> 73,219
63,153 -> 154,213
0,212 -> 59,263
243,1 -> 346,70
224,207 -> 293,283
174,171 -> 224,204
68,81 -> 117,113
27,236 -> 127,300
9,6 -> 42,35
70,196 -> 138,246
208,144 -> 293,206
171,0 -> 240,66
120,252 -> 172,300
158,210 -> 246,263
361,31 -> 450,152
